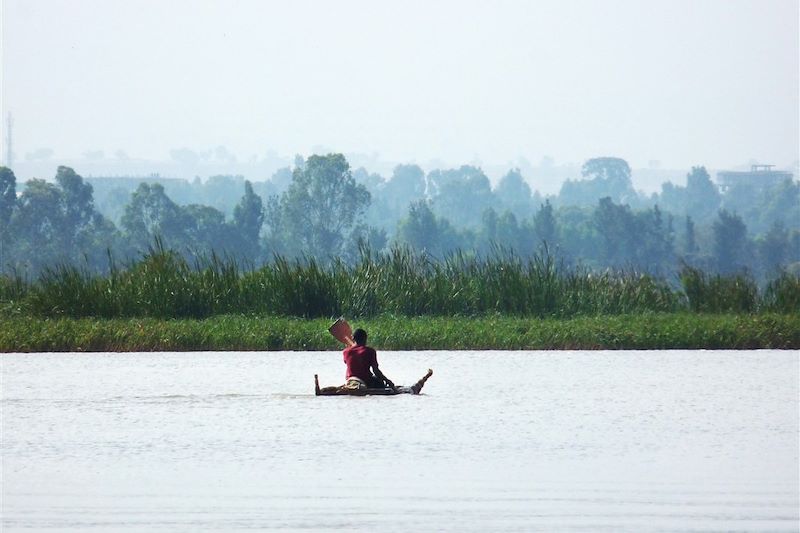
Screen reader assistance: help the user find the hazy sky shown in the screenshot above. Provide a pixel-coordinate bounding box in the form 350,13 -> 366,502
2,0 -> 798,169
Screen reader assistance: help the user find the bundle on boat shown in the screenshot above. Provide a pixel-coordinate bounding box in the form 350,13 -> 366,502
315,369 -> 433,396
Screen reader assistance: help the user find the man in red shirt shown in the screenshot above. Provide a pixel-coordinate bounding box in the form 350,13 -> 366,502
343,328 -> 395,391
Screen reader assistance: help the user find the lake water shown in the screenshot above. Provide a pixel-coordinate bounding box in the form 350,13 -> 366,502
1,350 -> 798,532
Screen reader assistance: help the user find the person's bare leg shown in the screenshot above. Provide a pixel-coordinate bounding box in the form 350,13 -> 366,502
410,369 -> 433,394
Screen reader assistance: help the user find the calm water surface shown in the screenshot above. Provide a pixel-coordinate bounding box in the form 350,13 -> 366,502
2,350 -> 798,532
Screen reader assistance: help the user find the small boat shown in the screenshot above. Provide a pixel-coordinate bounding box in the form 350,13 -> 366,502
315,369 -> 433,396
321,317 -> 433,396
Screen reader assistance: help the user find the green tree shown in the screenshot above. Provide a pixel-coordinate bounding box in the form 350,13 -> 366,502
122,183 -> 242,259
200,175 -> 246,216
0,167 -> 16,270
364,164 -> 426,237
383,164 -> 426,218
353,167 -> 384,192
7,179 -> 67,272
353,225 -> 388,255
554,206 -> 600,266
232,180 -> 264,261
495,211 -> 523,252
427,165 -> 493,228
684,167 -> 720,224
582,157 -> 633,194
638,204 -> 675,270
396,200 -> 464,257
54,166 -> 100,253
559,157 -> 636,207
753,178 -> 800,235
660,166 -> 721,225
757,220 -> 788,276
396,200 -> 440,254
263,153 -> 370,260
533,200 -> 557,247
121,183 -> 190,251
594,197 -> 635,266
593,198 -> 675,271
477,207 -> 533,256
495,169 -> 533,221
712,210 -> 748,274
182,204 -> 231,253
0,166 -> 15,231
682,215 -> 698,258
480,208 -> 498,248
6,168 -> 122,273
499,210 -> 533,255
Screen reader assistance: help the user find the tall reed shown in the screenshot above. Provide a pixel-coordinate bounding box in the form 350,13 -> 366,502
762,271 -> 800,313
679,265 -> 758,313
0,271 -> 29,314
3,246 -> 797,319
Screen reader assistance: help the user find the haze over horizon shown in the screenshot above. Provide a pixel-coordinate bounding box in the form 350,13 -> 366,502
2,0 -> 798,181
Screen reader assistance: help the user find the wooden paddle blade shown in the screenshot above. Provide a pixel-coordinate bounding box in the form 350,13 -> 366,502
328,317 -> 355,346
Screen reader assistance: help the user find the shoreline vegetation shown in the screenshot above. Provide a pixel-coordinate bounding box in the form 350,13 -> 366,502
1,314 -> 798,352
2,248 -> 798,352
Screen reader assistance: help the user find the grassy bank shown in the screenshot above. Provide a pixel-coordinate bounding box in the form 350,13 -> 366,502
1,313 -> 797,352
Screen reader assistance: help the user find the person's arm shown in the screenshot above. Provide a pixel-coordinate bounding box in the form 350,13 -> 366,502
366,347 -> 395,388
370,353 -> 395,389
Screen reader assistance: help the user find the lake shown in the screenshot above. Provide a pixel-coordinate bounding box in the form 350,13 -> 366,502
2,350 -> 798,532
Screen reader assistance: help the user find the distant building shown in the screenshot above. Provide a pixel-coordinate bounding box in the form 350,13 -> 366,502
716,165 -> 793,192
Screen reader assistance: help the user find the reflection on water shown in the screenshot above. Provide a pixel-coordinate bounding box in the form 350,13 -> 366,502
2,350 -> 798,532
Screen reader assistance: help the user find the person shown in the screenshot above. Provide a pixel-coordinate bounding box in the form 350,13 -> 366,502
342,328 -> 395,391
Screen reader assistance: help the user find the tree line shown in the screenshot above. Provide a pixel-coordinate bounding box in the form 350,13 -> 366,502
0,154 -> 798,281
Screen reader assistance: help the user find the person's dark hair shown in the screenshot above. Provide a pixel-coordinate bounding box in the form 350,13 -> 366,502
353,328 -> 367,345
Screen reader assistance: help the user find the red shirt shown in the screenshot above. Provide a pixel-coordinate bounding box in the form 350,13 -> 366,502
343,345 -> 377,381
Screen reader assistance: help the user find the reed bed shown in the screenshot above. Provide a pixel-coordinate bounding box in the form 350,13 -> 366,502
1,247 -> 797,319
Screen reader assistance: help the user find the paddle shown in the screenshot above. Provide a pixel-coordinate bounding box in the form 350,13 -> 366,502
328,317 -> 355,347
